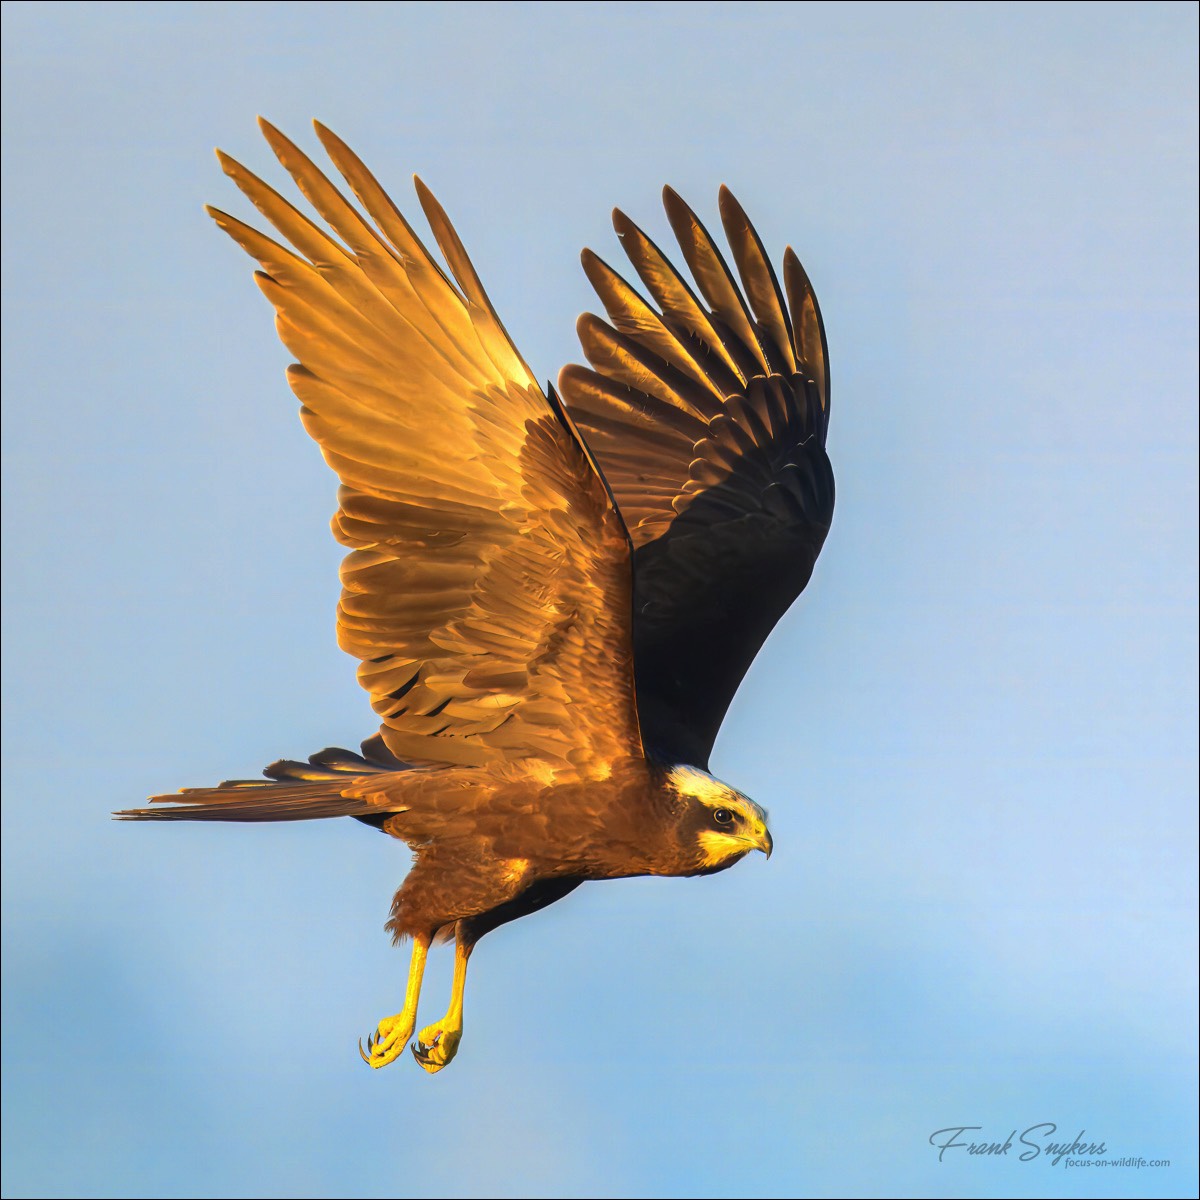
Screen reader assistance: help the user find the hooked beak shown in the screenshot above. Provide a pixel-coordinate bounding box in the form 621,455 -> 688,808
753,825 -> 774,859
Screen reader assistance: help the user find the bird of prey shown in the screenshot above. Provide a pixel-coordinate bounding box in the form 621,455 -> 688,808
119,119 -> 834,1074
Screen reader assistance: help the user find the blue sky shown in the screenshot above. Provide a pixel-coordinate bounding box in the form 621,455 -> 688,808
2,3 -> 1196,1197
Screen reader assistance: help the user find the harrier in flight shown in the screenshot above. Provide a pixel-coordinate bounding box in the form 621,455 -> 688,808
121,120 -> 834,1073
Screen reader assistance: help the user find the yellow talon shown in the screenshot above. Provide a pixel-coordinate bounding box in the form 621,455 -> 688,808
411,1019 -> 463,1073
359,934 -> 431,1070
360,1012 -> 415,1068
409,926 -> 471,1073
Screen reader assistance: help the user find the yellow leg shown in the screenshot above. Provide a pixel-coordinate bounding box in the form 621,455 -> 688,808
411,926 -> 472,1074
358,932 -> 430,1069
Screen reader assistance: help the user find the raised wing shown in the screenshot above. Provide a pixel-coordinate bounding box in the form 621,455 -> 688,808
559,187 -> 833,768
209,119 -> 640,776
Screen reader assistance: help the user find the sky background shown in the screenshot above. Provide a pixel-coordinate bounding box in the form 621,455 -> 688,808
2,3 -> 1197,1197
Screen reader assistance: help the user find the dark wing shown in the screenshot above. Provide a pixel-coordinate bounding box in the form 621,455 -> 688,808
558,187 -> 833,767
208,119 -> 640,777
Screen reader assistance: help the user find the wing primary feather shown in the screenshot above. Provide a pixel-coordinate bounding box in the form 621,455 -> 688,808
208,211 -> 425,378
717,185 -> 797,376
611,208 -> 747,397
576,313 -> 726,421
557,363 -> 709,443
215,149 -> 353,268
312,122 -> 463,297
580,249 -> 725,406
661,185 -> 771,375
262,123 -> 499,393
783,246 -> 830,415
258,119 -> 428,292
311,121 -> 509,376
412,176 -> 539,388
205,205 -> 309,275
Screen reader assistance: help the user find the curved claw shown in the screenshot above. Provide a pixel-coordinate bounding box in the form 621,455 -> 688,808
359,1029 -> 387,1064
410,1025 -> 460,1073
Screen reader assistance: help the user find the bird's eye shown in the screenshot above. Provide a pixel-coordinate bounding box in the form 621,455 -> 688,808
712,807 -> 735,826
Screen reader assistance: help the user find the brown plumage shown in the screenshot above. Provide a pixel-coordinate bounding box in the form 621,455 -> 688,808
118,120 -> 833,1072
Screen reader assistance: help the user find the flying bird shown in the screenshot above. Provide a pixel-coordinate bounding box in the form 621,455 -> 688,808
119,119 -> 835,1073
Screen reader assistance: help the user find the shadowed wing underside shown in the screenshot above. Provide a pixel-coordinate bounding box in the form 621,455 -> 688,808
559,187 -> 834,768
209,120 -> 640,776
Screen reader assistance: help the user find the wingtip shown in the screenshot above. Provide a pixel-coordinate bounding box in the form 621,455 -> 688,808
717,183 -> 743,218
205,204 -> 239,233
783,245 -> 813,290
312,119 -> 343,156
579,246 -> 617,288
412,174 -> 442,221
660,184 -> 688,223
413,173 -> 439,208
661,184 -> 700,236
576,310 -> 602,337
257,117 -> 299,164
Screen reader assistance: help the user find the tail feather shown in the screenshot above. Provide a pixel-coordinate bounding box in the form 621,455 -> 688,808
116,781 -> 400,823
119,739 -> 412,823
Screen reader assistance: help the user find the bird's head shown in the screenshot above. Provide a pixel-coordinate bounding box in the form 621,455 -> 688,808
667,765 -> 773,874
